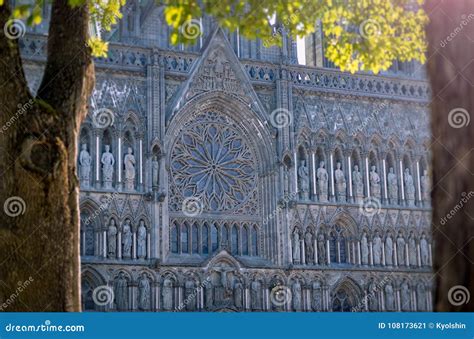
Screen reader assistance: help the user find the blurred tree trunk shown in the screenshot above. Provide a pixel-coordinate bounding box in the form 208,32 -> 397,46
425,0 -> 474,311
0,0 -> 94,311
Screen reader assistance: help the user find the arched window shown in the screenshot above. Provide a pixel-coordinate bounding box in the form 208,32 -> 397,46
242,226 -> 249,255
252,226 -> 258,256
222,225 -> 229,247
181,224 -> 189,253
192,223 -> 199,254
339,234 -> 347,263
329,232 -> 337,263
211,224 -> 219,253
202,224 -> 209,255
231,224 -> 239,255
171,223 -> 178,254
332,289 -> 353,312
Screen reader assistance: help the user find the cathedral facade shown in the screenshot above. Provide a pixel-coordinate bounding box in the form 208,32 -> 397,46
22,2 -> 433,312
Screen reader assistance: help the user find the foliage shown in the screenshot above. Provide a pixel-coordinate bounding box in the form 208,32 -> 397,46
1,0 -> 427,73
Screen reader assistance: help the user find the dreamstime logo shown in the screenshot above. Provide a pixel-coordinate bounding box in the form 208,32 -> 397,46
447,285 -> 470,306
440,14 -> 474,48
448,108 -> 470,128
92,108 -> 115,128
3,196 -> 26,217
440,191 -> 474,225
270,285 -> 292,307
3,19 -> 26,40
0,99 -> 34,134
182,197 -> 203,217
180,19 -> 202,40
359,197 -> 381,217
359,19 -> 381,39
0,276 -> 34,311
92,285 -> 114,306
269,108 -> 293,129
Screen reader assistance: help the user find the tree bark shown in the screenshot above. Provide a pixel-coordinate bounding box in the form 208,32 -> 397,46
0,0 -> 94,311
425,0 -> 474,311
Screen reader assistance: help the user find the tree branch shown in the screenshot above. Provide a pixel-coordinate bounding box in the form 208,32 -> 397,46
37,0 -> 95,125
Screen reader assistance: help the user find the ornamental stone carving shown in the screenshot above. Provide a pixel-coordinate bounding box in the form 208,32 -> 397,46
317,161 -> 329,202
79,143 -> 92,187
298,160 -> 310,200
101,145 -> 115,189
124,147 -> 136,190
334,162 -> 346,202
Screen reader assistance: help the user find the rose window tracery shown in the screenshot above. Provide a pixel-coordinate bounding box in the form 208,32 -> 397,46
170,112 -> 257,212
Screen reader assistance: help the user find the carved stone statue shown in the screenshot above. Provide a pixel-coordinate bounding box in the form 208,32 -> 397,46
251,280 -> 262,310
417,284 -> 426,311
79,143 -> 91,186
334,162 -> 346,202
185,280 -> 197,311
384,284 -> 395,311
305,231 -> 314,264
107,218 -> 118,259
317,161 -> 329,202
367,278 -> 378,311
298,160 -> 310,200
137,220 -> 147,259
138,273 -> 151,311
312,281 -> 323,311
361,231 -> 369,265
317,233 -> 326,265
352,164 -> 364,203
401,280 -> 411,311
124,147 -> 136,190
292,231 -> 301,264
396,231 -> 406,266
385,233 -> 393,266
122,219 -> 133,259
421,169 -> 431,203
387,167 -> 398,204
101,144 -> 115,189
404,168 -> 415,206
292,281 -> 302,311
420,233 -> 429,266
114,272 -> 128,311
408,231 -> 417,266
162,278 -> 173,310
152,156 -> 159,188
369,165 -> 381,198
234,281 -> 243,309
373,231 -> 382,265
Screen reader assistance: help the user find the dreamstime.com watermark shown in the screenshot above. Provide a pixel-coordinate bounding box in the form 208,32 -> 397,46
4,320 -> 84,333
351,276 -> 392,312
439,191 -> 474,225
83,191 -> 119,225
175,277 -> 211,311
0,99 -> 34,134
440,14 -> 474,48
0,276 -> 34,311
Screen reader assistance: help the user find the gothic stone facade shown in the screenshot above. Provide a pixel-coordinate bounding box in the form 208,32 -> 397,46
22,11 -> 433,312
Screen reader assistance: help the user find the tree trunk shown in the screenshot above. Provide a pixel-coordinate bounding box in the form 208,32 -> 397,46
0,0 -> 94,311
425,0 -> 474,311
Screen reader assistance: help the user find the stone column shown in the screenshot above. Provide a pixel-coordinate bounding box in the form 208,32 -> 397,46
326,239 -> 331,265
94,232 -> 99,256
132,231 -> 137,260
399,160 -> 405,202
336,240 -> 341,263
382,159 -> 388,203
396,289 -> 401,312
416,161 -> 422,205
348,155 -> 353,202
314,239 -> 318,264
293,152 -> 298,196
357,241 -> 361,265
417,243 -> 422,267
428,243 -> 433,266
154,282 -> 160,311
369,241 -> 374,266
329,153 -> 335,201
117,231 -> 122,259
117,136 -> 122,190
95,133 -> 101,189
365,156 -> 370,198
405,243 -> 410,267
311,152 -> 317,201
393,242 -> 398,267
300,239 -> 305,265
147,232 -> 151,259
381,245 -> 386,266
139,138 -> 144,191
103,230 -> 107,258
